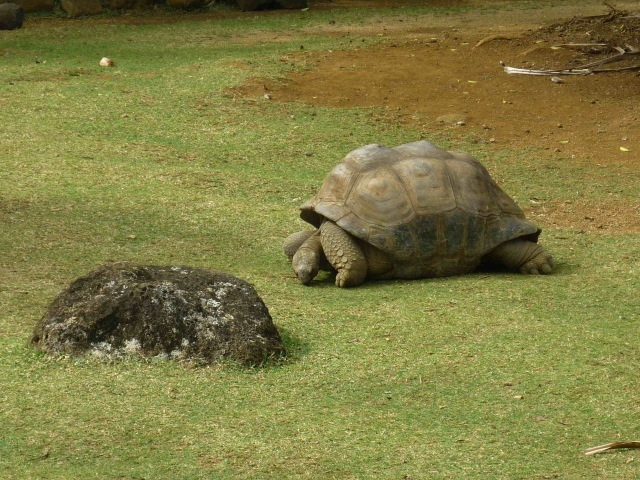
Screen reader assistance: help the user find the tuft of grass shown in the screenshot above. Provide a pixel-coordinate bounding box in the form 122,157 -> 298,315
1,2 -> 639,479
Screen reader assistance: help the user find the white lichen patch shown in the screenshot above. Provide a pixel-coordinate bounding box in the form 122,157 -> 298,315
214,281 -> 241,299
90,341 -> 117,359
91,349 -> 110,359
89,339 -> 142,360
201,298 -> 221,310
185,312 -> 224,327
169,266 -> 190,275
123,338 -> 141,353
170,348 -> 186,360
155,283 -> 192,315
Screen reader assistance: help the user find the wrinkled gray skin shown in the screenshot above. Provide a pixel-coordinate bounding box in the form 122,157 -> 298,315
284,141 -> 554,288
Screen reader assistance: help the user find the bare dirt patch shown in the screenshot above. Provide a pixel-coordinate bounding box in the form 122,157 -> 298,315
237,2 -> 640,233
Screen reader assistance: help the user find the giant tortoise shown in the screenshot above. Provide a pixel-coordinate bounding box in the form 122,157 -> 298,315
284,140 -> 553,287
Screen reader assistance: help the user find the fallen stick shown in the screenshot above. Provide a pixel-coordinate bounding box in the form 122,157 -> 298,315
501,44 -> 640,76
592,64 -> 640,72
474,33 -> 523,49
517,44 -> 550,57
584,441 -> 640,456
553,43 -> 609,49
500,62 -> 590,76
576,50 -> 638,69
502,63 -> 640,75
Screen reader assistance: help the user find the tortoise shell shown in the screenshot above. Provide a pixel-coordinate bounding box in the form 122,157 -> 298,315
299,141 -> 541,278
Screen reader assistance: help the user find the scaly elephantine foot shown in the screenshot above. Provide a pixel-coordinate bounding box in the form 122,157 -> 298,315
485,239 -> 554,275
519,250 -> 554,275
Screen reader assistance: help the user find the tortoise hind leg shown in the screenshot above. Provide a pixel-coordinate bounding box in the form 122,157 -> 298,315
361,243 -> 395,279
319,220 -> 368,287
485,239 -> 554,274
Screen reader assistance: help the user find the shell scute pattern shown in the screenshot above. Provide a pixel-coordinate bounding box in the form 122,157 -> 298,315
346,167 -> 415,228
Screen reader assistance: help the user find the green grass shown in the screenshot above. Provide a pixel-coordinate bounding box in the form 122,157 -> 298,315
1,2 -> 639,479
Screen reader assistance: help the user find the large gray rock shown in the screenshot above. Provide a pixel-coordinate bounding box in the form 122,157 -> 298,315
60,0 -> 102,17
106,0 -> 137,9
9,0 -> 54,13
236,0 -> 307,11
30,263 -> 285,366
23,0 -> 53,11
166,0 -> 210,9
0,2 -> 23,29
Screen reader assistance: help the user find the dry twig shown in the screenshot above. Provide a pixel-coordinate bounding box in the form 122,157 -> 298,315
584,441 -> 640,456
474,33 -> 523,49
576,46 -> 639,69
601,3 -> 627,22
592,64 -> 640,72
501,44 -> 640,76
553,43 -> 609,50
500,61 -> 590,76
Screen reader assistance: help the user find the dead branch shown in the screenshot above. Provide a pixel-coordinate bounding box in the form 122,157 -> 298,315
553,43 -> 609,49
576,46 -> 640,69
500,62 -> 590,76
577,51 -> 627,68
502,44 -> 640,76
601,3 -> 628,22
517,45 -> 549,57
592,64 -> 640,72
584,441 -> 640,456
474,33 -> 523,49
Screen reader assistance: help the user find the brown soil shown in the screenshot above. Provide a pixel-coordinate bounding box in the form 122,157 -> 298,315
236,1 -> 640,233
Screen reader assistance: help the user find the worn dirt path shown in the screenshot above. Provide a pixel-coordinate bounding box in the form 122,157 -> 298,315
238,0 -> 640,233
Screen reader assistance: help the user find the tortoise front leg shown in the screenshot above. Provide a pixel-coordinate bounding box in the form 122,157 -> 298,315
319,220 -> 368,287
486,239 -> 554,274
